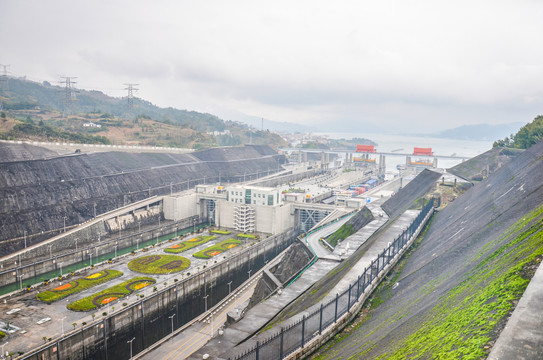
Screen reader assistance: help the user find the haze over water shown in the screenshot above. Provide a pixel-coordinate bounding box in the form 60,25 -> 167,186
321,132 -> 494,172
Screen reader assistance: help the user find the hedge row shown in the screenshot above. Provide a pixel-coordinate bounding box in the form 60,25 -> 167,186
210,229 -> 231,235
237,233 -> 259,239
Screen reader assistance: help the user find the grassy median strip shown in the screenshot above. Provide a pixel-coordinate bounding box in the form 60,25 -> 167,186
67,276 -> 156,311
192,239 -> 242,259
164,235 -> 217,254
36,270 -> 123,303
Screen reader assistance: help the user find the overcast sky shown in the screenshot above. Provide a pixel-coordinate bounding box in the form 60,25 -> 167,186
1,0 -> 542,133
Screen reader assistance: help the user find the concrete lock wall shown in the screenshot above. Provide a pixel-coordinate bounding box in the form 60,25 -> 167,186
0,215 -> 196,293
163,193 -> 199,221
21,229 -> 297,360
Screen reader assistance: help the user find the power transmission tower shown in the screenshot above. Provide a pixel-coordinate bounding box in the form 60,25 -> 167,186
59,76 -> 77,117
0,64 -> 10,111
124,83 -> 139,121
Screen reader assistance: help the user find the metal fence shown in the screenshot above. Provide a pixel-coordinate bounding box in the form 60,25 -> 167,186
231,199 -> 436,360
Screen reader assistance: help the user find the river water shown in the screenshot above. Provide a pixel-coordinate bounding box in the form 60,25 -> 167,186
320,132 -> 494,172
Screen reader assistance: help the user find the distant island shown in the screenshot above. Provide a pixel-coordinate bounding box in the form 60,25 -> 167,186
427,123 -> 524,141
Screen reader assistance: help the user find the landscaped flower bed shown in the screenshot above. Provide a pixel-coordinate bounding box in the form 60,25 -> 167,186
192,239 -> 242,259
210,229 -> 231,235
164,235 -> 217,254
67,277 -> 155,311
36,270 -> 123,303
128,254 -> 191,274
237,233 -> 259,240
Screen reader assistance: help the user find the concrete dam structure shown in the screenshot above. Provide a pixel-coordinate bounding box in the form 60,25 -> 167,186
0,144 -> 285,254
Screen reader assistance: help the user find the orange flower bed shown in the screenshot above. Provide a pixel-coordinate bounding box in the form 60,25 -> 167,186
134,282 -> 150,290
101,297 -> 118,304
54,283 -> 72,291
169,244 -> 180,248
188,238 -> 200,242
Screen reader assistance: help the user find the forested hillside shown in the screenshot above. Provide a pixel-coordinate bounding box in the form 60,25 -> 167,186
0,77 -> 288,148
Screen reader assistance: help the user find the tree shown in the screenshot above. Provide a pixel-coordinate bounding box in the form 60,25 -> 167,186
493,115 -> 543,149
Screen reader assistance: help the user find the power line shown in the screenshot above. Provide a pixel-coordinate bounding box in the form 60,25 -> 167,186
0,64 -> 10,111
59,76 -> 77,117
124,83 -> 139,121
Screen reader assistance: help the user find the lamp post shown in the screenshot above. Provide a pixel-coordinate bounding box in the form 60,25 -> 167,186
127,337 -> 135,359
75,237 -> 78,250
24,231 -> 27,248
1,341 -> 8,360
169,313 -> 176,334
17,274 -> 22,290
48,244 -> 53,258
61,316 -> 66,337
63,216 -> 67,232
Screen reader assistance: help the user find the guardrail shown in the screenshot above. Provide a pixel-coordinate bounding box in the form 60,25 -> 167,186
230,199 -> 436,360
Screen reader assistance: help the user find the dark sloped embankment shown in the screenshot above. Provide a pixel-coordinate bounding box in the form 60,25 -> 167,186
449,146 -> 523,182
0,144 -> 284,253
313,141 -> 543,359
381,169 -> 441,218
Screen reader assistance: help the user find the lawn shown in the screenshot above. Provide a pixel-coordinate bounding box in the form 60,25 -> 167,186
128,254 -> 191,274
36,270 -> 123,303
192,239 -> 242,259
164,235 -> 217,254
67,277 -> 155,311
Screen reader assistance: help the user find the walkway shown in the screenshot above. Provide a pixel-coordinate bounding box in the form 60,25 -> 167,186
488,259 -> 543,360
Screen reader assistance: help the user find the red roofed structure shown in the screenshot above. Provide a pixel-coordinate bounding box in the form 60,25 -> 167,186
356,144 -> 376,153
413,147 -> 433,156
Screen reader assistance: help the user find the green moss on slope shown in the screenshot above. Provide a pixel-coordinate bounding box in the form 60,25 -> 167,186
375,205 -> 543,360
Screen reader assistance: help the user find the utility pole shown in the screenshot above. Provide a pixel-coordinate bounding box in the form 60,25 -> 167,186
59,76 -> 77,117
0,64 -> 10,111
124,83 -> 139,122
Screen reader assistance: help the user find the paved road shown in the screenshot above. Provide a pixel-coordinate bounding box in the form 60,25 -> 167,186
305,214 -> 354,258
